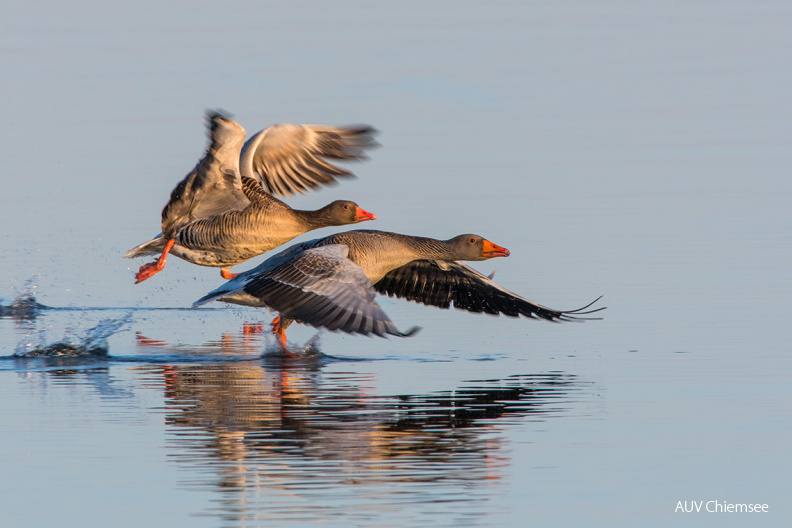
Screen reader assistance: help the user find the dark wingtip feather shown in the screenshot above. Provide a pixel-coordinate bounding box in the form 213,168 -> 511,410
338,125 -> 381,151
192,288 -> 230,308
389,325 -> 422,338
205,109 -> 235,139
554,296 -> 606,322
403,325 -> 422,337
563,296 -> 606,316
191,294 -> 214,308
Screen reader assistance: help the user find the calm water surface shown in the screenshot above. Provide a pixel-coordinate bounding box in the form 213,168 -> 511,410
2,1 -> 790,527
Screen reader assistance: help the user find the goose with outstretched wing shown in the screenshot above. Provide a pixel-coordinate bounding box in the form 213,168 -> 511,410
193,230 -> 604,349
125,112 -> 378,283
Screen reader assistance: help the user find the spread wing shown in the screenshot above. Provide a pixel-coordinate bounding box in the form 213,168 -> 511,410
161,112 -> 250,237
374,260 -> 605,322
198,244 -> 417,337
239,123 -> 377,197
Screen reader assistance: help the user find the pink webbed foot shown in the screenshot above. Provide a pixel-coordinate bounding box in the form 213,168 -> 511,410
220,267 -> 239,280
134,239 -> 175,284
271,315 -> 290,352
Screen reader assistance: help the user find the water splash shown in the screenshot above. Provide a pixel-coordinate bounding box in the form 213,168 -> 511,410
14,314 -> 131,358
0,279 -> 49,321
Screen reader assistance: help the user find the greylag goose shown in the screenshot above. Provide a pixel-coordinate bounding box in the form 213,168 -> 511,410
125,112 -> 378,283
192,230 -> 604,348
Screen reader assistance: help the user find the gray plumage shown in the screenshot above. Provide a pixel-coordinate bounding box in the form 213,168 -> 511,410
241,123 -> 376,196
125,112 -> 377,272
193,230 -> 604,338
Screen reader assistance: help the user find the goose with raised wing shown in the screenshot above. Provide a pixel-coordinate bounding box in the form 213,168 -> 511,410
125,112 -> 378,283
193,230 -> 604,349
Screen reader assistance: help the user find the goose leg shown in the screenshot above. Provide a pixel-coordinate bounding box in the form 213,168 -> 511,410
135,239 -> 175,284
220,267 -> 238,280
271,315 -> 294,352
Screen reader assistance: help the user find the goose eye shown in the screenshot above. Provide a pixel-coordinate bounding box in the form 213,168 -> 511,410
343,204 -> 350,210
469,237 -> 476,244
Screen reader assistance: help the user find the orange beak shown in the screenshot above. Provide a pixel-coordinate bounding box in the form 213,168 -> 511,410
354,207 -> 377,222
482,239 -> 510,258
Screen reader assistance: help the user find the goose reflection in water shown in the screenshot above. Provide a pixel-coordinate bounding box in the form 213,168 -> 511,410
130,331 -> 586,524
